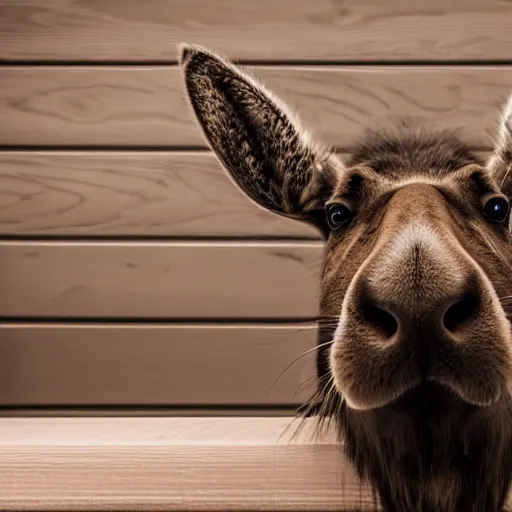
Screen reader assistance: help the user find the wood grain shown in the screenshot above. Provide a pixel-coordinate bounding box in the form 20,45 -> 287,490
0,242 -> 322,318
0,324 -> 318,405
0,0 -> 511,62
1,418 -> 512,511
0,417 -> 338,445
1,66 -> 510,149
0,151 -> 321,238
0,417 -> 378,511
0,151 -> 492,238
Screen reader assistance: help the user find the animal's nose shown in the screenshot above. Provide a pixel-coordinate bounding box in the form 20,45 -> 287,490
355,276 -> 481,345
345,219 -> 490,351
330,215 -> 512,411
442,291 -> 481,334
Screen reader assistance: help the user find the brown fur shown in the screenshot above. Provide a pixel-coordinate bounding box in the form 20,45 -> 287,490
179,44 -> 512,511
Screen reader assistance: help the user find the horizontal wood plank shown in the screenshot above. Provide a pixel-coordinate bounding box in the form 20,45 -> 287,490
1,67 -> 510,149
0,151 -> 492,238
0,417 -> 338,445
0,0 -> 511,62
0,417 -> 378,511
0,242 -> 322,318
0,151 -> 320,238
0,324 -> 317,405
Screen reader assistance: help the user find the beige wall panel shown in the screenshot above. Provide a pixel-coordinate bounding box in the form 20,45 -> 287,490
0,151 -> 491,238
0,242 -> 323,318
0,151 -> 321,238
0,67 -> 510,148
0,324 -> 318,405
0,0 -> 511,62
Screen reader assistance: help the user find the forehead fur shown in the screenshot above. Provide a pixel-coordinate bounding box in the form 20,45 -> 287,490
347,120 -> 484,177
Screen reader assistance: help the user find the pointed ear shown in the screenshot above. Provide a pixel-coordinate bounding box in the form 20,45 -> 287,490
178,43 -> 343,237
487,93 -> 512,197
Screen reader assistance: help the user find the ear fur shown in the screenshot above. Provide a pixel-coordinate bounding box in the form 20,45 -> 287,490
178,43 -> 343,235
488,93 -> 512,197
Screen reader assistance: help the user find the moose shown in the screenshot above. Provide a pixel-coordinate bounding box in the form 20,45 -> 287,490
178,43 -> 512,511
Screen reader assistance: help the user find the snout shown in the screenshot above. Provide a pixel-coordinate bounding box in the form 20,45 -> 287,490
330,221 -> 512,411
355,274 -> 481,347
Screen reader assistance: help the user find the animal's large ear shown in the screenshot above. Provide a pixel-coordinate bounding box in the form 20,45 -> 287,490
487,94 -> 512,197
178,43 -> 343,237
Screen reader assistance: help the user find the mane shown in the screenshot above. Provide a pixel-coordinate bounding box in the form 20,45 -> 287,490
347,119 -> 484,175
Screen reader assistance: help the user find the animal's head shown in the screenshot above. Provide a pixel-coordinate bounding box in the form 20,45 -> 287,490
179,44 -> 512,417
179,42 -> 512,510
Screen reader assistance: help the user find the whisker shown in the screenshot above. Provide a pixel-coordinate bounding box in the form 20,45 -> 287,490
280,414 -> 309,446
291,376 -> 336,441
476,226 -> 511,270
274,414 -> 303,448
295,374 -> 318,394
265,339 -> 334,399
282,393 -> 328,445
499,163 -> 512,191
314,379 -> 339,439
317,322 -> 342,330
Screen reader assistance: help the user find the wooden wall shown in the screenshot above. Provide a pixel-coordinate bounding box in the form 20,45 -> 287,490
1,0 -> 512,413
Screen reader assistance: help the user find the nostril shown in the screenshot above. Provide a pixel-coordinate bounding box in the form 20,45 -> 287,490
443,294 -> 480,333
360,303 -> 399,339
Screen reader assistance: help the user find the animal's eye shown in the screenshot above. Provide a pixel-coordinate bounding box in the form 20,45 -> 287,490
483,196 -> 510,224
326,204 -> 353,231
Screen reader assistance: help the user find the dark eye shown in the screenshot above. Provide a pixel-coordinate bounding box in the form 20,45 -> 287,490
483,196 -> 510,224
326,204 -> 353,231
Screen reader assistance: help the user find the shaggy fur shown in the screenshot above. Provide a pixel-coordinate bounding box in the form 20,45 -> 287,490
347,122 -> 484,174
179,43 -> 512,511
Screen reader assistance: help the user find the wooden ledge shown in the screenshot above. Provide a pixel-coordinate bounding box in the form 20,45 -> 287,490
0,416 -> 377,511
